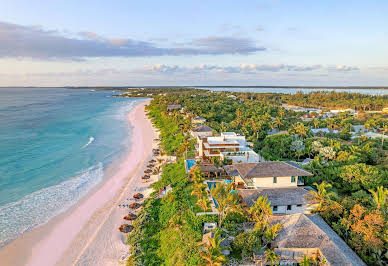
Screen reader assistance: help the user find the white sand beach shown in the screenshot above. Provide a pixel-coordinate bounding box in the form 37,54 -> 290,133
0,101 -> 158,266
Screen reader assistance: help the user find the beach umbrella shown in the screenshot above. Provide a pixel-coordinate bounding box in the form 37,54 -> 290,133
129,202 -> 140,209
123,213 -> 138,221
119,224 -> 134,233
133,193 -> 144,199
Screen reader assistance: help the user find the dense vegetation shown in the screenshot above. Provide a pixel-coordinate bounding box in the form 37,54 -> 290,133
123,88 -> 387,265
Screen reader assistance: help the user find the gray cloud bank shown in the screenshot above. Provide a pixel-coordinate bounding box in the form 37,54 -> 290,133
0,21 -> 265,60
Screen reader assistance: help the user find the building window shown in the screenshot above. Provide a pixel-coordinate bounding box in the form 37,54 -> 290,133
291,176 -> 296,183
297,204 -> 302,207
273,177 -> 277,183
287,205 -> 292,210
273,206 -> 278,211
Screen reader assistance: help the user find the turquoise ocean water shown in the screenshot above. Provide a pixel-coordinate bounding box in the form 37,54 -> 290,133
0,87 -> 144,247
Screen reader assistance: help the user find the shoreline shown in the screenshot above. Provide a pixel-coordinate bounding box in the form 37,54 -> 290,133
0,100 -> 156,266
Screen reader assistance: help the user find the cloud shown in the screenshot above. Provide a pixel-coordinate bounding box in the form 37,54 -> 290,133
0,21 -> 265,60
191,36 -> 265,54
332,65 -> 360,71
138,63 -> 323,74
256,26 -> 264,32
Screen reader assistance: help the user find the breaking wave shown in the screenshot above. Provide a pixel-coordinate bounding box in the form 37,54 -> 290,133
0,163 -> 104,247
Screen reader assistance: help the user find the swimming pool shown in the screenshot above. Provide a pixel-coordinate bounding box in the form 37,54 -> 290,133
186,159 -> 196,172
207,181 -> 219,208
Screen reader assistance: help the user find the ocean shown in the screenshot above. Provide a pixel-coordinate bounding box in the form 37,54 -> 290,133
0,87 -> 145,247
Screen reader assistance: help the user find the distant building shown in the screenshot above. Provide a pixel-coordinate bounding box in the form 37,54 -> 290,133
361,132 -> 387,139
311,128 -> 340,135
352,125 -> 366,134
266,129 -> 288,136
329,108 -> 356,114
227,95 -> 237,100
192,116 -> 206,125
167,104 -> 181,111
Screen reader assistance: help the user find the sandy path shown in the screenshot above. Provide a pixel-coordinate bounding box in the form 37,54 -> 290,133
0,100 -> 156,266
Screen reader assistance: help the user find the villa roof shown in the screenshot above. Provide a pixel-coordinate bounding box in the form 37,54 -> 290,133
193,116 -> 206,120
224,161 -> 313,178
167,104 -> 181,110
198,163 -> 220,173
239,187 -> 311,206
192,125 -> 213,132
271,214 -> 366,266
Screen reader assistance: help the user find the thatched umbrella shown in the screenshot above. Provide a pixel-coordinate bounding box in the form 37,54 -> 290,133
119,224 -> 134,233
149,159 -> 156,163
147,164 -> 154,168
133,193 -> 144,199
123,213 -> 138,221
129,202 -> 141,209
142,175 -> 150,179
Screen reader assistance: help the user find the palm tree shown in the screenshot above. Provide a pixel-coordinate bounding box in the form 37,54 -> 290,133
191,183 -> 207,197
248,196 -> 272,231
219,122 -> 227,133
264,249 -> 279,266
306,182 -> 336,210
196,196 -> 210,211
190,166 -> 204,184
211,183 -> 241,226
369,186 -> 388,215
200,233 -> 228,266
312,118 -> 319,129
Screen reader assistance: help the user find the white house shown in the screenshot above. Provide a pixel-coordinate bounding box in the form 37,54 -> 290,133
197,132 -> 262,163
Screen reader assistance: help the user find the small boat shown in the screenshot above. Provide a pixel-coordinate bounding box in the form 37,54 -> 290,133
90,89 -> 96,92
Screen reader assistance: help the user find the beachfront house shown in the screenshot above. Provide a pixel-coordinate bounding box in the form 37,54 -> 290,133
225,161 -> 314,214
196,132 -> 262,163
224,161 -> 313,189
239,187 -> 314,214
191,125 -> 213,138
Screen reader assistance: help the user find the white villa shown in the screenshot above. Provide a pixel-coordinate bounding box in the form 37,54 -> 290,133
196,132 -> 262,163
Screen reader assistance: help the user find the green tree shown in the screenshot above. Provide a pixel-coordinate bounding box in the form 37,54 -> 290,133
369,186 -> 388,216
200,233 -> 228,266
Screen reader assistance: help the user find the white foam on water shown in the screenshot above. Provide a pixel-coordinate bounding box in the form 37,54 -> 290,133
82,137 -> 95,149
0,162 -> 104,247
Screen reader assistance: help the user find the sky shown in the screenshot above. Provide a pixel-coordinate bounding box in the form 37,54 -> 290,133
0,0 -> 387,86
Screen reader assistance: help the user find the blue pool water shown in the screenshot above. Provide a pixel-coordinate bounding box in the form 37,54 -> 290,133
0,87 -> 146,247
207,182 -> 219,208
186,159 -> 196,172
